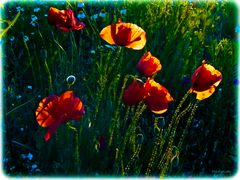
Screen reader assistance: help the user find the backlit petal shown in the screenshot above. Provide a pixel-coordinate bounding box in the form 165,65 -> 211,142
191,60 -> 222,100
36,95 -> 59,127
99,25 -> 116,45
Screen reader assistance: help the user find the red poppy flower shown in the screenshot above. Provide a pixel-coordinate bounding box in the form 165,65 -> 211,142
123,79 -> 146,106
190,60 -> 222,100
48,7 -> 85,32
137,52 -> 162,76
144,78 -> 173,114
36,91 -> 85,141
100,19 -> 146,50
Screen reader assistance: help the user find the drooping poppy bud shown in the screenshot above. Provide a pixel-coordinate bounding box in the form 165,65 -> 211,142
36,91 -> 85,141
137,52 -> 162,77
144,78 -> 173,114
123,79 -> 145,106
190,60 -> 222,100
100,19 -> 146,50
48,7 -> 85,32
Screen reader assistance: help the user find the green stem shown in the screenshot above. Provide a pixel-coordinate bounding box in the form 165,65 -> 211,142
24,41 -> 37,87
116,103 -> 146,174
67,124 -> 80,172
108,75 -> 130,149
178,100 -> 200,150
123,144 -> 142,175
164,90 -> 191,140
145,122 -> 163,176
44,60 -> 53,93
6,94 -> 39,116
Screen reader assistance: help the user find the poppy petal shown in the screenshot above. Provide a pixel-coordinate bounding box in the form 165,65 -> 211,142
191,60 -> 222,100
36,95 -> 59,127
123,79 -> 146,106
100,25 -> 116,45
137,52 -> 162,76
192,86 -> 216,101
100,21 -> 146,50
144,79 -> 173,114
44,119 -> 62,141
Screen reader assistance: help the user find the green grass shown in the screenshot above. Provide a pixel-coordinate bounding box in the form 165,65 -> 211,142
1,0 -> 238,177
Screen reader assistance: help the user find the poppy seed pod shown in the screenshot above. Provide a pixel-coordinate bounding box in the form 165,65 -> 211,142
190,60 -> 222,100
66,75 -> 76,86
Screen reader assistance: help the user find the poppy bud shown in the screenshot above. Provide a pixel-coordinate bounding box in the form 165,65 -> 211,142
40,49 -> 47,60
137,133 -> 144,144
66,75 -> 76,86
137,52 -> 162,77
156,116 -> 165,128
123,79 -> 145,106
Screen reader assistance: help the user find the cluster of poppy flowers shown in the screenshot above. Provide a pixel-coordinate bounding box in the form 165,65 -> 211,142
36,6 -> 222,141
99,18 -> 223,113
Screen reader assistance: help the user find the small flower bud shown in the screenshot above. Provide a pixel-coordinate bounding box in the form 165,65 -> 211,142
66,75 -> 76,86
137,133 -> 144,144
40,49 -> 47,60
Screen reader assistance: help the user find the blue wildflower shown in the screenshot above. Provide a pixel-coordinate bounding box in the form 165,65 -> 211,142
23,35 -> 29,42
26,153 -> 33,160
16,6 -> 24,12
235,25 -> 240,33
30,21 -> 36,27
77,12 -> 85,19
27,85 -> 32,89
16,95 -> 22,99
33,7 -> 40,12
90,14 -> 98,20
31,15 -> 38,21
99,11 -> 106,18
120,9 -> 127,15
31,164 -> 37,169
77,2 -> 85,8
10,36 -> 15,41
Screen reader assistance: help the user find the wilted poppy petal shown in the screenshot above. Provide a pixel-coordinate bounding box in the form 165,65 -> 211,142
123,79 -> 146,106
137,52 -> 162,76
144,78 -> 173,114
191,60 -> 222,100
48,7 -> 67,25
48,7 -> 85,32
36,95 -> 59,127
